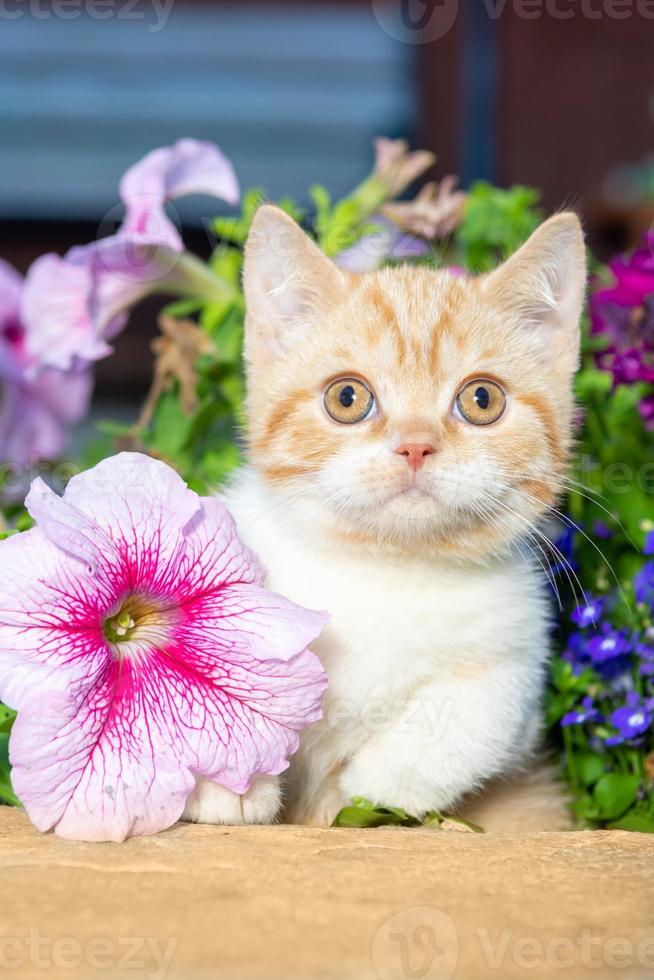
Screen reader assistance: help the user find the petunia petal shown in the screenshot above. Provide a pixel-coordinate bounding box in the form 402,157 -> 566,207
9,685 -> 196,842
180,585 -> 329,664
0,529 -> 117,710
0,257 -> 22,326
26,477 -> 120,575
21,254 -> 113,373
66,237 -> 179,335
61,453 -> 202,593
119,138 -> 240,252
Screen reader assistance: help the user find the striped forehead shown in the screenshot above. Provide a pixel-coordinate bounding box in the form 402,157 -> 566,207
350,273 -> 472,383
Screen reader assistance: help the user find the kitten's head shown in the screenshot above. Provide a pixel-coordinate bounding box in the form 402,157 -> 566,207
242,205 -> 586,560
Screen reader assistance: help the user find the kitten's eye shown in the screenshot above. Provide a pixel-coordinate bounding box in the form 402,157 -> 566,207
456,379 -> 506,426
324,378 -> 374,424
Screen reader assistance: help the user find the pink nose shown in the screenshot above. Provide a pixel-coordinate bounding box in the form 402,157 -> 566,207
394,442 -> 438,473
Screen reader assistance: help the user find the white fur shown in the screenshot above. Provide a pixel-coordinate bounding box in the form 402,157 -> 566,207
184,467 -> 551,825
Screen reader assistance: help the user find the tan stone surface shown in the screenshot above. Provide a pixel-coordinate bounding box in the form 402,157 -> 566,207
0,807 -> 653,980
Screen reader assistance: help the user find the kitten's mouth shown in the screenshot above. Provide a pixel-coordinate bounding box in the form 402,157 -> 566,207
394,486 -> 432,499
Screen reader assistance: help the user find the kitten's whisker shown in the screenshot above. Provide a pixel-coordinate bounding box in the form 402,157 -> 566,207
473,487 -> 586,612
495,480 -> 629,608
469,495 -> 563,609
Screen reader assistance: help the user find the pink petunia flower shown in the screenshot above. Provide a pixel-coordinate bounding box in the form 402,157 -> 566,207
119,138 -> 240,252
0,453 -> 328,841
0,258 -> 92,468
27,139 -> 240,373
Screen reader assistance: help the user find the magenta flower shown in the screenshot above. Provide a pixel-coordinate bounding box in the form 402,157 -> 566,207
0,258 -> 92,468
591,234 -> 654,424
0,453 -> 328,841
28,139 -> 240,373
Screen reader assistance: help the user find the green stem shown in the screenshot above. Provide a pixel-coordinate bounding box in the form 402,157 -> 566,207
562,726 -> 579,788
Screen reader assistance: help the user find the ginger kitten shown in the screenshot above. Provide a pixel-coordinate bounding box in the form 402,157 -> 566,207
182,205 -> 586,832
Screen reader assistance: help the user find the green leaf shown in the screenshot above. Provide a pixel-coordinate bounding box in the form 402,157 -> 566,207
593,773 -> 640,821
0,703 -> 15,735
95,420 -> 134,438
150,391 -> 193,457
438,814 -> 484,833
575,751 -> 606,788
332,797 -> 420,828
607,813 -> 654,833
455,181 -> 542,271
0,732 -> 18,806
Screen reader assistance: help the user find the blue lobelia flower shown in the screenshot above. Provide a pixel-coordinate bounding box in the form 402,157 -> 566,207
593,520 -> 613,540
605,692 -> 654,746
635,562 -> 654,606
644,531 -> 654,555
571,596 -> 605,629
561,696 -> 602,727
588,627 -> 633,664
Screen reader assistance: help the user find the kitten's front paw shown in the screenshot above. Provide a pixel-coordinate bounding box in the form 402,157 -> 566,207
182,775 -> 282,825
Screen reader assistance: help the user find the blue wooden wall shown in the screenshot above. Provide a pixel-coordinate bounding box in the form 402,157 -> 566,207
0,4 -> 417,223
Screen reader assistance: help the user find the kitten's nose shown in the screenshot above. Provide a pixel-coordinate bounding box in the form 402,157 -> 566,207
394,441 -> 438,472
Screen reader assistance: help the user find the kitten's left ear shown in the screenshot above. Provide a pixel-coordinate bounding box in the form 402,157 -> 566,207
480,212 -> 586,375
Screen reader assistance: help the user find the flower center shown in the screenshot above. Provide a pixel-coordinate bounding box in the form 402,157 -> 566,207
103,594 -> 176,659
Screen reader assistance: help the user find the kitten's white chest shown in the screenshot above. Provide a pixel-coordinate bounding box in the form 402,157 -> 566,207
224,469 -> 548,705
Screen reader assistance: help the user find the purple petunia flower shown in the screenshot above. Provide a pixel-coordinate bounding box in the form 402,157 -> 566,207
561,696 -> 602,727
0,258 -> 92,468
571,596 -> 604,629
0,453 -> 328,841
605,692 -> 654,746
27,139 -> 240,374
120,138 -> 239,252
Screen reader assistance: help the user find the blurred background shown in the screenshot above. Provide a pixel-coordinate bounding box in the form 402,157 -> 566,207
1,0 -> 653,404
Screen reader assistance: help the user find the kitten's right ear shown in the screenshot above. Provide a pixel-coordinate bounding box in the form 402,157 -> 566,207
243,205 -> 346,361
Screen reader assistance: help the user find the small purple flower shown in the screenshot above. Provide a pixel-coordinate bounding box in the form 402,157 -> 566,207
562,631 -> 591,671
605,692 -> 654,746
639,394 -> 654,430
571,596 -> 604,629
0,258 -> 92,467
592,520 -> 613,540
588,627 -> 633,664
561,696 -> 602,727
644,531 -> 654,556
335,216 -> 430,273
550,524 -> 578,579
635,562 -> 654,606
